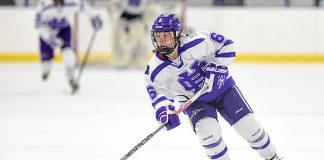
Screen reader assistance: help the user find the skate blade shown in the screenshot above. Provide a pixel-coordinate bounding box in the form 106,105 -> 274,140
62,85 -> 79,95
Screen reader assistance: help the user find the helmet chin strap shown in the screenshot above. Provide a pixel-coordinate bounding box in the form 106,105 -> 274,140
165,44 -> 179,61
158,47 -> 174,56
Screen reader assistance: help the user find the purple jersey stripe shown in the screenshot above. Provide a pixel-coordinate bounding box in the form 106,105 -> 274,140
155,52 -> 167,61
152,96 -> 167,107
249,130 -> 266,143
233,85 -> 253,113
210,147 -> 228,159
252,135 -> 271,150
215,52 -> 235,58
150,38 -> 205,82
179,38 -> 205,55
223,39 -> 233,47
150,60 -> 171,82
215,39 -> 234,55
203,138 -> 223,149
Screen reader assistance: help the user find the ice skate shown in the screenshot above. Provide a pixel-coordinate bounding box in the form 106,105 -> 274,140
63,78 -> 79,95
267,154 -> 284,160
41,71 -> 50,81
69,79 -> 79,94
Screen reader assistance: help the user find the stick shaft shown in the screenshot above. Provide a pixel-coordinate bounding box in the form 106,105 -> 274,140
120,125 -> 164,160
120,85 -> 208,160
75,31 -> 97,83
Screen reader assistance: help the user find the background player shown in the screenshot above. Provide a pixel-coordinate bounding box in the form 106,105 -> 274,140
144,14 -> 282,160
109,0 -> 157,69
35,0 -> 102,90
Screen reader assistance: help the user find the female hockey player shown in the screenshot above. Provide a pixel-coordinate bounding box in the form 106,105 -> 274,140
144,13 -> 282,160
35,0 -> 102,90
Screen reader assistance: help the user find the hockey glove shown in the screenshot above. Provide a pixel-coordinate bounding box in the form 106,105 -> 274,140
91,15 -> 103,31
155,105 -> 180,131
205,63 -> 228,92
47,36 -> 63,49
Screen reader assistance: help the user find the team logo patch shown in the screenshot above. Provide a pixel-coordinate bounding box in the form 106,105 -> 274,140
210,32 -> 225,43
190,108 -> 205,120
146,85 -> 157,100
217,74 -> 226,89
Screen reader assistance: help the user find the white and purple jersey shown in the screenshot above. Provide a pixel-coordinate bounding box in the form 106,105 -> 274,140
145,31 -> 236,109
35,0 -> 95,42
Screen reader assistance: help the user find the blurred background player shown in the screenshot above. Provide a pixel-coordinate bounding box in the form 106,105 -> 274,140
145,14 -> 282,160
109,0 -> 157,69
35,0 -> 102,90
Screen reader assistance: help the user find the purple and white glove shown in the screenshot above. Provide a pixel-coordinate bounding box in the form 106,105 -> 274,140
205,63 -> 228,92
91,15 -> 103,31
46,36 -> 63,48
155,105 -> 180,131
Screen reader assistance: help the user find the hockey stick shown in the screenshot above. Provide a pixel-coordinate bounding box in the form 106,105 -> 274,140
120,84 -> 209,160
71,30 -> 97,94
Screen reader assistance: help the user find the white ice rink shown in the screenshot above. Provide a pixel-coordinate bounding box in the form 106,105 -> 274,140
1,63 -> 324,160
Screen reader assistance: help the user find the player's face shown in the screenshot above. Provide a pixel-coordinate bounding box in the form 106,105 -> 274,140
153,32 -> 175,49
54,0 -> 63,6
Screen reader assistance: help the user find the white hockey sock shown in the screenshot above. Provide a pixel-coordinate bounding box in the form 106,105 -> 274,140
41,60 -> 52,73
196,117 -> 230,160
233,114 -> 277,160
249,129 -> 277,159
61,48 -> 77,80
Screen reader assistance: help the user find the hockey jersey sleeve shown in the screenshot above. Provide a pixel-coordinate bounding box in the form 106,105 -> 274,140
200,31 -> 236,66
35,0 -> 54,42
144,64 -> 174,110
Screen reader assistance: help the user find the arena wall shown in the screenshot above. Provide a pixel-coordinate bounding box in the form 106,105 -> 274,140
0,7 -> 323,63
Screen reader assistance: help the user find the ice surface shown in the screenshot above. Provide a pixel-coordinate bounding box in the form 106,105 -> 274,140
0,63 -> 323,160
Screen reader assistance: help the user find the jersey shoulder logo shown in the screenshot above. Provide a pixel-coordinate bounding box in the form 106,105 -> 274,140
210,32 -> 225,44
146,85 -> 157,100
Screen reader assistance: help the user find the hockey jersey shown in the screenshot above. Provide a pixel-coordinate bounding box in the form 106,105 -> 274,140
145,31 -> 236,109
35,0 -> 95,42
